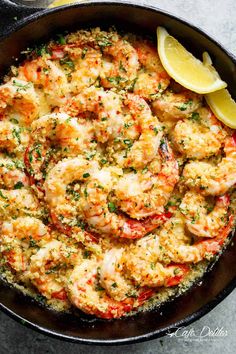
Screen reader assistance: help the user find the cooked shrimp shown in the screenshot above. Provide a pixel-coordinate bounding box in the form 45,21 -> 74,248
172,107 -> 228,159
0,78 -> 40,125
180,192 -> 230,238
24,112 -> 95,186
100,248 -> 139,301
183,133 -> 236,195
62,86 -> 124,143
132,40 -> 170,99
0,217 -> 49,272
67,258 -> 153,319
50,30 -> 103,94
44,156 -> 98,221
28,240 -> 78,304
68,46 -> 102,94
53,28 -> 139,91
101,247 -> 188,297
0,157 -> 28,190
120,94 -> 164,169
18,57 -> 69,106
123,235 -> 189,287
66,89 -> 163,169
152,87 -> 202,121
81,165 -> 172,238
0,121 -> 29,155
115,138 -> 179,218
108,93 -> 164,168
158,212 -> 234,263
45,157 -> 170,239
100,35 -> 139,89
44,156 -> 100,242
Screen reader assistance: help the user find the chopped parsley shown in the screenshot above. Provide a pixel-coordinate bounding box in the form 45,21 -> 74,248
95,285 -> 105,291
119,61 -> 127,73
123,139 -> 133,148
29,236 -> 39,249
190,112 -> 200,122
174,268 -> 180,275
124,122 -> 133,129
10,118 -> 19,124
85,151 -> 96,161
153,127 -> 160,135
12,127 -> 21,144
60,57 -> 75,71
150,262 -> 155,270
142,166 -> 148,174
45,264 -> 61,274
177,99 -> 193,111
56,34 -> 66,45
96,35 -> 112,49
83,250 -> 91,259
13,80 -> 32,91
0,190 -> 8,200
107,76 -> 126,85
108,202 -> 117,213
125,291 -> 138,299
13,181 -> 24,190
81,47 -> 88,59
66,183 -> 81,201
35,295 -> 46,303
35,44 -> 49,57
100,158 -> 107,165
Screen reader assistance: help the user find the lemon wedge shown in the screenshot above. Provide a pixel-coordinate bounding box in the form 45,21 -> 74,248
157,27 -> 227,94
49,0 -> 80,8
205,89 -> 236,128
202,52 -> 236,128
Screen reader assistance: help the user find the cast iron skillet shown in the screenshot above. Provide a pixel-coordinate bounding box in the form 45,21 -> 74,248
0,0 -> 236,345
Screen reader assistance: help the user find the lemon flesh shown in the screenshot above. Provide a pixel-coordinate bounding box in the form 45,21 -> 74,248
205,89 -> 236,128
157,27 -> 227,94
49,0 -> 80,8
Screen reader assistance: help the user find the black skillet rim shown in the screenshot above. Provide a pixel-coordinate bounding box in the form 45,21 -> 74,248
0,0 -> 235,345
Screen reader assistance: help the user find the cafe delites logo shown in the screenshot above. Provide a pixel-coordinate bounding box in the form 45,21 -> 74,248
167,326 -> 228,341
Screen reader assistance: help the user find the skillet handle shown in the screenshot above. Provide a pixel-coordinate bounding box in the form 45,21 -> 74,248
0,0 -> 44,37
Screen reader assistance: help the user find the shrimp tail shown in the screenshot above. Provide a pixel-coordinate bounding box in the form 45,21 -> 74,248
121,212 -> 173,239
93,288 -> 154,319
51,289 -> 68,301
137,288 -> 154,305
196,214 -> 235,255
165,264 -> 190,287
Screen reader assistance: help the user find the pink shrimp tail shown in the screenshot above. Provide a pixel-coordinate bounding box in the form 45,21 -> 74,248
51,289 -> 68,301
137,288 -> 154,304
98,288 -> 154,319
121,212 -> 173,239
166,264 -> 189,287
217,214 -> 235,246
197,214 -> 234,255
